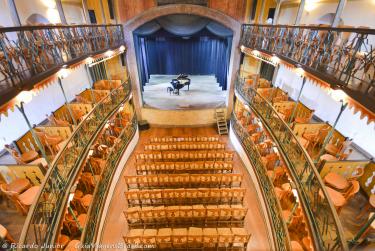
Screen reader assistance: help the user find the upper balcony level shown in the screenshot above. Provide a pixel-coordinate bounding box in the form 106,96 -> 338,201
240,24 -> 375,115
0,24 -> 125,108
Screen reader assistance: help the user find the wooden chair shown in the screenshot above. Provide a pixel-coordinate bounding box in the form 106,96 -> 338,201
4,145 -> 39,165
35,128 -> 64,155
63,240 -> 80,251
143,229 -> 157,247
0,224 -> 16,244
188,227 -> 203,248
156,228 -> 172,249
172,228 -> 188,249
0,184 -> 40,215
203,228 -> 218,248
124,229 -> 144,247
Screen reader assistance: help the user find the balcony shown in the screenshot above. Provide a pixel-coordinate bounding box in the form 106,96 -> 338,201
241,24 -> 375,114
0,24 -> 124,107
233,76 -> 348,250
18,81 -> 135,249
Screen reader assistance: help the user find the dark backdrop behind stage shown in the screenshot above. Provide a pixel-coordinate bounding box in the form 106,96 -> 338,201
134,14 -> 233,90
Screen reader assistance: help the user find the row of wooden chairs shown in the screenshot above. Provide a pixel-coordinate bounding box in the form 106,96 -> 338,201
136,161 -> 233,175
135,151 -> 235,162
125,174 -> 242,189
125,227 -> 250,249
144,142 -> 225,151
125,188 -> 246,207
150,136 -> 219,143
125,204 -> 247,227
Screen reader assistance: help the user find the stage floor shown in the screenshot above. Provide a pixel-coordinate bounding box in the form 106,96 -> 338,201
142,75 -> 226,110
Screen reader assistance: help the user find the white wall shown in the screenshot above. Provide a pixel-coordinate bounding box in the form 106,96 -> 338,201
274,65 -> 375,157
0,0 -> 14,26
342,0 -> 375,28
278,0 -> 375,27
278,4 -> 298,25
15,0 -> 61,24
62,1 -> 85,24
300,1 -> 339,25
0,65 -> 90,148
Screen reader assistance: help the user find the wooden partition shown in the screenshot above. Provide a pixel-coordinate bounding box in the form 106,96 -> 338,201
14,126 -> 72,154
77,89 -> 110,103
93,79 -> 122,90
293,122 -> 346,148
36,126 -> 72,140
0,164 -> 45,185
359,162 -> 375,197
257,87 -> 288,103
273,101 -> 314,122
319,160 -> 371,179
53,103 -> 93,123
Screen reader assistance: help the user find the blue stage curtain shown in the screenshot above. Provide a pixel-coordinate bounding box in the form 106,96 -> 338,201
137,29 -> 231,90
134,15 -> 233,90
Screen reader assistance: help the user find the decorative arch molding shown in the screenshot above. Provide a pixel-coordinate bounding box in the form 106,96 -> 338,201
122,4 -> 242,119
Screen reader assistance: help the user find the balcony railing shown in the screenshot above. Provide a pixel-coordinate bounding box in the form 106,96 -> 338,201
241,24 -> 375,113
230,115 -> 290,250
235,76 -> 348,250
82,115 -> 137,246
0,24 -> 124,106
18,81 -> 131,250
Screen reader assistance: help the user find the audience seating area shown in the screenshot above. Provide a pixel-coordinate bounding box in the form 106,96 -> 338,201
135,161 -> 233,175
124,136 -> 251,250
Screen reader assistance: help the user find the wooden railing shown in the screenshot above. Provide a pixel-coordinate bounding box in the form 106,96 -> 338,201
241,24 -> 375,113
0,24 -> 124,107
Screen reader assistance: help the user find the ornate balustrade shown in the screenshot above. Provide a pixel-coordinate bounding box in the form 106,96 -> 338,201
235,76 -> 348,250
241,24 -> 375,113
18,81 -> 131,250
231,114 -> 290,250
82,115 -> 137,246
0,24 -> 124,107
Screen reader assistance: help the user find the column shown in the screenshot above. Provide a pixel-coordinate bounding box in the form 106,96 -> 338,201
273,0 -> 282,25
7,0 -> 21,26
257,0 -> 267,23
332,0 -> 347,27
295,0 -> 305,25
82,0 -> 91,24
56,0 -> 67,24
99,0 -> 107,24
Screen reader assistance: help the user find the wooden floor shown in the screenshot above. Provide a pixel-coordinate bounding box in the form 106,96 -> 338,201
100,126 -> 272,250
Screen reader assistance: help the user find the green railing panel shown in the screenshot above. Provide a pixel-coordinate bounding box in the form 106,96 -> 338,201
235,76 -> 348,251
19,82 -> 131,250
231,114 -> 290,251
81,115 -> 137,247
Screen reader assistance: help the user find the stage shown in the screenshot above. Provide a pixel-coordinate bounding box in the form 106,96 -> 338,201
142,75 -> 227,110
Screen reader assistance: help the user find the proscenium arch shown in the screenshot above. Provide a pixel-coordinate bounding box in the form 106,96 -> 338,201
122,4 -> 242,120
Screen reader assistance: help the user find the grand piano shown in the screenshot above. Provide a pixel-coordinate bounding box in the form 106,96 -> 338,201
169,74 -> 191,95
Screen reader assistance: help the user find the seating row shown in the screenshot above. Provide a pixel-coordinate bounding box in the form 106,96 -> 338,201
124,227 -> 250,249
135,151 -> 235,162
144,142 -> 226,151
125,174 -> 242,189
125,188 -> 246,207
135,161 -> 233,174
125,204 -> 247,227
150,136 -> 219,143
